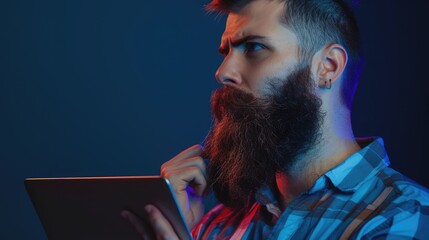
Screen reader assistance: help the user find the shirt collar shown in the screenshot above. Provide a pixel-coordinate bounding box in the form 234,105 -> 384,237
320,137 -> 390,193
255,137 -> 391,207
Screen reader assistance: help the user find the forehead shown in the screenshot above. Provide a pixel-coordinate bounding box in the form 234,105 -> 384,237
222,0 -> 287,41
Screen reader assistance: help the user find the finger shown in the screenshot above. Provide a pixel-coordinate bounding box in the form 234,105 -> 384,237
164,166 -> 207,196
161,156 -> 207,179
166,145 -> 203,164
121,210 -> 153,240
145,205 -> 179,240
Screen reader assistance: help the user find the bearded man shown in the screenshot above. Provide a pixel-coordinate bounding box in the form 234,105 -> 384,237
123,0 -> 429,239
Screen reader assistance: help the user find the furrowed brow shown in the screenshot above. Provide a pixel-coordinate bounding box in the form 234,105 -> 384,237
231,35 -> 267,46
218,35 -> 268,55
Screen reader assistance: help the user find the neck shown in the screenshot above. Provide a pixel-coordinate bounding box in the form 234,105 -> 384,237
275,111 -> 360,209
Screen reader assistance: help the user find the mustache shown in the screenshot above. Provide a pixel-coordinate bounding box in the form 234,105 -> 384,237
210,87 -> 271,123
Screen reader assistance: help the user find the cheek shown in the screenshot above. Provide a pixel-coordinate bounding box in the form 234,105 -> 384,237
242,64 -> 276,96
243,58 -> 296,96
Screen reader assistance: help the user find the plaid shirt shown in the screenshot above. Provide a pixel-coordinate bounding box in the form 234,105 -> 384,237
192,138 -> 429,239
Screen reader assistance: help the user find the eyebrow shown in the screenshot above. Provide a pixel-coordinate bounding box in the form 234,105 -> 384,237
218,35 -> 269,55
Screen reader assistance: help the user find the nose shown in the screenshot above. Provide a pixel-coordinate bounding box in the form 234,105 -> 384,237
215,53 -> 243,87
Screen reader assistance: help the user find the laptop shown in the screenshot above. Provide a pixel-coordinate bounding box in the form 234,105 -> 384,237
25,176 -> 192,240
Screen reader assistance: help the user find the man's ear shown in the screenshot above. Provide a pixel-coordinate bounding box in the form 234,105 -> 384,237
313,43 -> 348,89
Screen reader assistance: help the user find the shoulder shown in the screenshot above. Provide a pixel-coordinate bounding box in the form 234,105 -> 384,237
356,167 -> 429,239
379,166 -> 429,205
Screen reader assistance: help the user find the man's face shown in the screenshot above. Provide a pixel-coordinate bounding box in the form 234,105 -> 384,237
216,0 -> 301,97
203,0 -> 324,210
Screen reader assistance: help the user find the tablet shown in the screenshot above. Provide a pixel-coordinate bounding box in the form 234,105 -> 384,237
25,176 -> 192,240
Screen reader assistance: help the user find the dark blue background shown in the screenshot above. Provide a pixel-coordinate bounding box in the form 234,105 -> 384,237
1,0 -> 428,239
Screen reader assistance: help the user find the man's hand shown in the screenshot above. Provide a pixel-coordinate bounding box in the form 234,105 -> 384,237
160,144 -> 207,229
123,145 -> 207,239
121,206 -> 178,240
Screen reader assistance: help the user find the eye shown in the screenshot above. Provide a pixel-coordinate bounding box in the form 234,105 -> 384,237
244,42 -> 265,54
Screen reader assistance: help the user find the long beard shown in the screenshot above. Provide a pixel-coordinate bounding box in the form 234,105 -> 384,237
203,66 -> 324,210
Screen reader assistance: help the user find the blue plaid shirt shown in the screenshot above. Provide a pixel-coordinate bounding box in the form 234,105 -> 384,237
192,138 -> 429,239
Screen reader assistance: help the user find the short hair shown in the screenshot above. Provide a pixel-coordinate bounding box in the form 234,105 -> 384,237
207,0 -> 363,110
